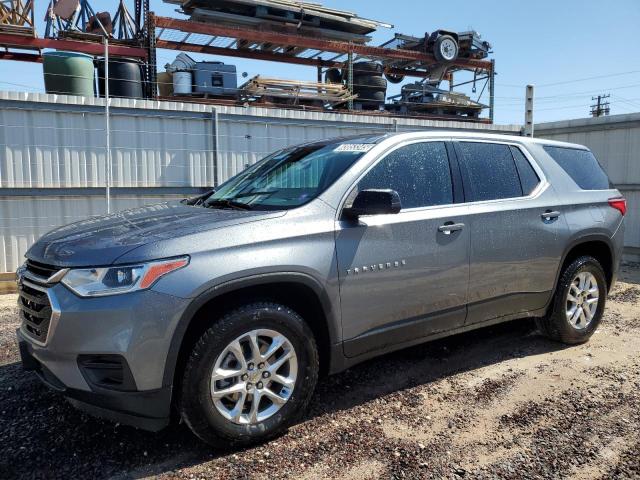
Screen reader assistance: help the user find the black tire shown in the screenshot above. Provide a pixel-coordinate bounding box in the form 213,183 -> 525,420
353,75 -> 387,89
355,89 -> 386,101
351,61 -> 383,76
385,72 -> 405,84
433,34 -> 459,62
179,302 -> 319,448
325,67 -> 343,84
536,256 -> 607,344
355,101 -> 384,111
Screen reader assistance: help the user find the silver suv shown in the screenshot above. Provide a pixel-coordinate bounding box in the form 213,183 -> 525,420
16,132 -> 626,447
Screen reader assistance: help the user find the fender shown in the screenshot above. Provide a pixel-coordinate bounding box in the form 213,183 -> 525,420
548,232 -> 616,307
161,271 -> 340,387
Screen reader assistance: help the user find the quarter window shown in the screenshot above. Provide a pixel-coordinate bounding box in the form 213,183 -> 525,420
543,146 -> 612,190
356,142 -> 453,209
510,146 -> 540,195
457,142 -> 522,201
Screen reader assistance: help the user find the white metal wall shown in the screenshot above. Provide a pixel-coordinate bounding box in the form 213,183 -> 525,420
0,91 -> 520,272
536,113 -> 640,260
0,194 -> 183,273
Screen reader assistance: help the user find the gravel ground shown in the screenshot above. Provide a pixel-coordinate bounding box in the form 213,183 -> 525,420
1,263 -> 639,480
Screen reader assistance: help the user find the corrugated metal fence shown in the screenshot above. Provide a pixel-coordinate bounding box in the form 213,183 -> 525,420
536,113 -> 640,261
0,91 -> 519,273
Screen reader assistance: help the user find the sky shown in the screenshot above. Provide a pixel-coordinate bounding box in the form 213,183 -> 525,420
1,0 -> 640,125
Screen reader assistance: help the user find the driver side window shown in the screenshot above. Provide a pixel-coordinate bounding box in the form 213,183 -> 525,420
352,141 -> 453,209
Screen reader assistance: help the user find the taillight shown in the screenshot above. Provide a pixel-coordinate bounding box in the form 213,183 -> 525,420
608,197 -> 627,216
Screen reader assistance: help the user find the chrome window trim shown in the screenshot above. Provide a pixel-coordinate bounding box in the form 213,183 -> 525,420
450,138 -> 550,207
336,137 -> 550,220
336,137 -> 455,219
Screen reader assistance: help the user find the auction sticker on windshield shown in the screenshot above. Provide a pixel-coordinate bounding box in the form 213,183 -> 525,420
334,144 -> 375,152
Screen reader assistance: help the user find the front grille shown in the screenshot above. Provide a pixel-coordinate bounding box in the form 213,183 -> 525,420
18,282 -> 52,343
25,260 -> 61,281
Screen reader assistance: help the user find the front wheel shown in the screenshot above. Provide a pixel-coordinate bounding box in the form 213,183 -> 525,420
536,256 -> 607,344
179,302 -> 319,447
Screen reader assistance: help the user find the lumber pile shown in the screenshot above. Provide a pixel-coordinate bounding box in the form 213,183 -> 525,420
240,75 -> 356,107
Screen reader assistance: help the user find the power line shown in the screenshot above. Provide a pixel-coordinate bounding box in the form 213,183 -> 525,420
536,70 -> 640,88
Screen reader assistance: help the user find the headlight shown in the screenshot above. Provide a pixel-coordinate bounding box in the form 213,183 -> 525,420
61,256 -> 189,297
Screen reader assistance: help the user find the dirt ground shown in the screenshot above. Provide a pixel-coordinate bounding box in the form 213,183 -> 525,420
1,264 -> 639,480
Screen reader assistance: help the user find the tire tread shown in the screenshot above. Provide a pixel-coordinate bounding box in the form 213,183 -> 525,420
179,302 -> 319,448
537,255 -> 606,345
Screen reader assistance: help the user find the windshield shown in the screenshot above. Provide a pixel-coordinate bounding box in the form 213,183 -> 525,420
204,141 -> 372,210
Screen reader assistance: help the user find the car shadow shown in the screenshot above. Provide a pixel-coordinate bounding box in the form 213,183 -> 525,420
618,261 -> 640,286
0,319 -> 567,480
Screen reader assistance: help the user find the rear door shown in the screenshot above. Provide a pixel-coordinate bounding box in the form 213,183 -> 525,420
335,140 -> 470,357
453,140 -> 567,325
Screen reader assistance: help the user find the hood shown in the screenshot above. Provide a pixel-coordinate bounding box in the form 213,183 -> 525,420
26,202 -> 284,267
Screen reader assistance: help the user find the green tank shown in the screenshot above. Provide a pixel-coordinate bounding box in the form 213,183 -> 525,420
43,51 -> 95,97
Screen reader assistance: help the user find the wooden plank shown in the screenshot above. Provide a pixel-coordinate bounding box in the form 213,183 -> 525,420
0,273 -> 16,295
240,74 -> 356,105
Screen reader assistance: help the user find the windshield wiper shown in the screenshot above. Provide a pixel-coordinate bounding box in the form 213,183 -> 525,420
183,189 -> 215,206
230,190 -> 279,199
205,199 -> 253,211
204,190 -> 278,210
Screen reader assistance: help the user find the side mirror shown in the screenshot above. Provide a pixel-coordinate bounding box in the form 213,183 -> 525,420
343,189 -> 402,219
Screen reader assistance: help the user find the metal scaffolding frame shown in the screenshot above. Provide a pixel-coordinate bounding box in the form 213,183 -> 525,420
0,3 -> 496,120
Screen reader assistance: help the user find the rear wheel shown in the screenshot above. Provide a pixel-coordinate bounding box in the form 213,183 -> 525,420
179,302 -> 319,447
536,256 -> 607,344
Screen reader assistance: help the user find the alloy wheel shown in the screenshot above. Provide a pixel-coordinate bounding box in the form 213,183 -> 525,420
210,329 -> 297,425
566,272 -> 599,330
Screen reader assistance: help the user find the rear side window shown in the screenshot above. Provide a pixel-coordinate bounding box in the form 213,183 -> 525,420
456,142 -> 522,201
357,142 -> 453,209
544,146 -> 612,190
510,146 -> 540,195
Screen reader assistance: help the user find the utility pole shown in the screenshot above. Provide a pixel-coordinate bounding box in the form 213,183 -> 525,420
489,59 -> 495,123
92,17 -> 112,214
523,84 -> 534,137
590,94 -> 610,118
104,36 -> 111,214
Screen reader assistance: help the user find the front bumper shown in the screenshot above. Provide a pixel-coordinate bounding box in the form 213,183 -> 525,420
16,283 -> 191,431
19,331 -> 171,430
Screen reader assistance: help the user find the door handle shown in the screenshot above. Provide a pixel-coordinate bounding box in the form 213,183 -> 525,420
541,210 -> 561,221
438,222 -> 465,234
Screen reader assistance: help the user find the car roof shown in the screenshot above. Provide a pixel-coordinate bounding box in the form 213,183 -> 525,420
380,131 -> 589,150
294,131 -> 588,152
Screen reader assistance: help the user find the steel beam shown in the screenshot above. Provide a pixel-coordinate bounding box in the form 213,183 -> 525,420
156,39 -> 438,79
153,15 -> 492,71
0,34 -> 147,57
0,51 -> 42,62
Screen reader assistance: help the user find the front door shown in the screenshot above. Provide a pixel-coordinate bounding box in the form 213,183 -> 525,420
335,141 -> 470,358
